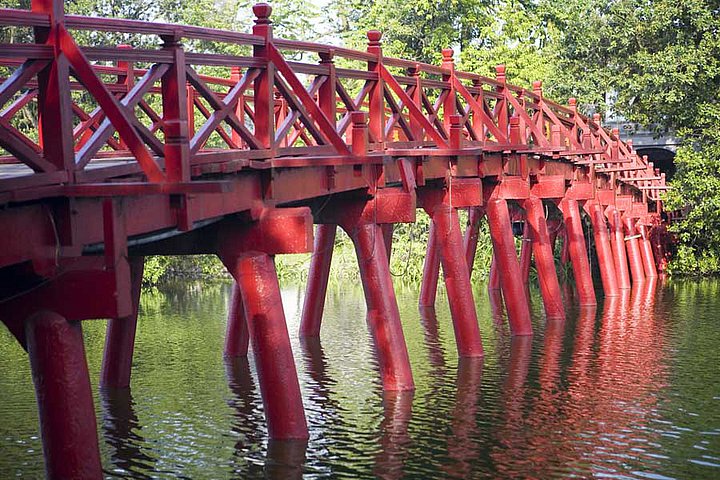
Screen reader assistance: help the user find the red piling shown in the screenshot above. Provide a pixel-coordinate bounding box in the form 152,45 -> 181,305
100,256 -> 145,388
430,203 -> 484,357
381,223 -> 394,264
26,311 -> 103,479
299,224 -> 337,337
463,206 -> 484,277
623,217 -> 646,284
607,207 -> 631,290
558,199 -> 596,306
588,203 -> 620,297
419,221 -> 441,307
518,221 -> 532,284
524,197 -> 565,319
224,253 -> 309,439
488,254 -> 502,290
638,224 -> 658,278
486,199 -> 533,335
224,283 -> 249,357
350,223 -> 415,391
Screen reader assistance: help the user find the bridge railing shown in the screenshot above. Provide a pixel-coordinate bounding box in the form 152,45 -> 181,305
0,1 -> 668,202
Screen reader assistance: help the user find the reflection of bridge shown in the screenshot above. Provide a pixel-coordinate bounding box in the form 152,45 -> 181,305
0,1 -> 673,477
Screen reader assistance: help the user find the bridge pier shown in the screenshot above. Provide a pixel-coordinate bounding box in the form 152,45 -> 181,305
518,220 -> 532,285
606,207 -> 632,290
638,224 -> 658,278
101,256 -> 145,388
419,221 -> 441,307
623,217 -> 646,284
224,283 -> 249,357
524,197 -> 564,320
587,202 -> 620,297
558,198 -> 596,306
422,199 -> 484,357
299,224 -> 337,337
26,311 -> 103,479
486,198 -> 532,335
463,206 -> 484,278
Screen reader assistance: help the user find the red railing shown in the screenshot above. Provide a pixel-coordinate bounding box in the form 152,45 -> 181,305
0,2 -> 669,202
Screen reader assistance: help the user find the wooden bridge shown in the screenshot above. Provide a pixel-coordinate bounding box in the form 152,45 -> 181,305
0,1 -> 672,477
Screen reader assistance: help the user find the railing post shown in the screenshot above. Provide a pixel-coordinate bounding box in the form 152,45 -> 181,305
367,30 -> 385,149
441,48 -> 456,136
409,64 -> 424,141
351,112 -> 368,155
253,3 -> 275,150
116,44 -> 134,151
495,65 -> 509,136
161,34 -> 190,182
230,66 -> 245,148
318,50 -> 337,125
32,0 -> 75,177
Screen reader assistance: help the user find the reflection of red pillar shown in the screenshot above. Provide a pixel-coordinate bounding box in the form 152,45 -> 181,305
101,256 -> 145,388
445,357 -> 483,477
26,311 -> 103,479
223,253 -> 309,439
419,221 -> 441,307
299,224 -> 336,337
607,208 -> 631,290
559,199 -> 596,306
350,224 -> 415,391
487,199 -> 532,335
588,203 -> 620,297
430,203 -> 484,357
463,207 -> 484,277
374,391 -> 414,480
638,224 -> 658,278
623,217 -> 646,284
518,221 -> 532,284
265,440 -> 308,480
525,197 -> 565,319
224,283 -> 249,357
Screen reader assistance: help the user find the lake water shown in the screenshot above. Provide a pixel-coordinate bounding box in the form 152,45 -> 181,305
1,277 -> 719,478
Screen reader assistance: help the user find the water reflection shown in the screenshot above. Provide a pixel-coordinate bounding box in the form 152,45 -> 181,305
445,357 -> 483,479
224,356 -> 264,472
374,391 -> 413,480
264,440 -> 307,479
100,388 -> 155,479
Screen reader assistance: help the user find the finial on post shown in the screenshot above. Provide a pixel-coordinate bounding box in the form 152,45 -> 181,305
367,30 -> 382,47
253,3 -> 272,25
532,81 -> 543,96
495,65 -> 506,84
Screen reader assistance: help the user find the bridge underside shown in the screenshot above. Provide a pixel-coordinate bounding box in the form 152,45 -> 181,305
0,1 -> 673,477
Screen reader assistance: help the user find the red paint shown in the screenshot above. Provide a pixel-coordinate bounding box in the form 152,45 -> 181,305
524,196 -> 565,319
224,282 -> 249,357
100,256 -> 145,388
607,207 -> 632,290
26,311 -> 103,479
222,252 -> 309,439
518,221 -> 532,284
299,224 -> 336,336
638,224 -> 658,278
419,221 -> 441,307
589,203 -> 620,297
558,199 -> 596,306
623,217 -> 646,284
486,199 -> 533,336
463,207 -> 484,277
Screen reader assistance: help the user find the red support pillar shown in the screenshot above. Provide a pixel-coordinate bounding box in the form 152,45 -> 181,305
382,223 -> 394,265
100,256 -> 145,388
558,199 -> 596,306
588,203 -> 620,297
428,203 -> 484,357
348,223 -> 415,390
224,283 -> 249,357
222,252 -> 309,439
26,311 -> 103,479
486,199 -> 533,335
299,224 -> 336,337
524,197 -> 565,319
607,207 -> 631,290
518,220 -> 532,285
419,221 -> 441,307
623,217 -> 646,284
638,224 -> 658,278
488,254 -> 502,290
463,207 -> 484,277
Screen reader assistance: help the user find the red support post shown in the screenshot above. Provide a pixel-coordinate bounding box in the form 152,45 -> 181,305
222,252 -> 309,439
299,224 -> 336,337
419,221 -> 441,307
518,220 -> 532,285
524,196 -> 565,319
463,207 -> 484,277
160,35 -> 190,182
252,3 -> 275,150
100,256 -> 145,388
623,217 -> 646,284
26,311 -> 103,479
607,207 -> 631,289
426,202 -> 484,357
224,282 -> 249,357
486,199 -> 533,335
558,199 -> 596,306
347,223 -> 415,391
367,30 -> 385,147
381,223 -> 394,264
588,203 -> 620,297
638,224 -> 658,278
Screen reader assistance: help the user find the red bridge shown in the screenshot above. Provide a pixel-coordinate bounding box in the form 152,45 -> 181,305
0,1 -> 671,477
